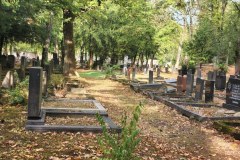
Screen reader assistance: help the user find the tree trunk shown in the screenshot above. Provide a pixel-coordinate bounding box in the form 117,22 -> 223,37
61,39 -> 65,69
89,49 -> 93,69
235,38 -> 240,75
175,40 -> 182,70
63,9 -> 76,75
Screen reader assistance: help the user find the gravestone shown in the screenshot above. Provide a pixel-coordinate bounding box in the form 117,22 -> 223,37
186,69 -> 194,96
205,80 -> 214,102
157,66 -> 161,78
182,75 -> 187,92
53,53 -> 59,66
132,67 -> 136,81
21,56 -> 27,69
207,71 -> 214,81
196,67 -> 202,78
28,67 -> 43,119
215,71 -> 226,90
44,64 -> 51,84
149,70 -> 153,84
0,55 -> 7,68
2,71 -> 14,88
224,77 -> 240,108
195,78 -> 204,101
177,75 -> 183,93
32,59 -> 38,66
17,68 -> 26,81
7,55 -> 15,69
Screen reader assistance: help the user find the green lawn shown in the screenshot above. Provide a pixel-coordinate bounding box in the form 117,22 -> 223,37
79,71 -> 106,79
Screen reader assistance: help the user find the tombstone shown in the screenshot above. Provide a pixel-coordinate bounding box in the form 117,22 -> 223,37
176,75 -> 183,93
205,80 -> 215,103
44,64 -> 51,84
186,69 -> 194,96
195,78 -> 204,101
224,77 -> 240,108
32,59 -> 38,67
2,71 -> 14,88
28,67 -> 43,119
215,71 -> 226,90
132,67 -> 136,81
182,75 -> 187,92
7,55 -> 15,69
0,55 -> 7,69
21,56 -> 27,69
196,67 -> 202,78
52,53 -> 59,66
149,70 -> 153,84
207,71 -> 214,81
157,66 -> 161,78
42,71 -> 47,96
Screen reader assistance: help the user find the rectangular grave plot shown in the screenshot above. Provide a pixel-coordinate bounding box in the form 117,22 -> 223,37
45,115 -> 104,126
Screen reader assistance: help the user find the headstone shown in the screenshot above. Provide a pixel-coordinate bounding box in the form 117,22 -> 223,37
7,55 -> 15,69
32,59 -> 38,67
21,56 -> 27,69
149,70 -> 153,84
196,67 -> 202,78
207,71 -> 214,81
225,77 -> 240,107
205,80 -> 214,102
182,75 -> 187,92
157,66 -> 161,78
177,75 -> 183,93
186,69 -> 194,96
42,71 -> 47,96
215,71 -> 226,90
195,78 -> 204,101
132,67 -> 136,81
53,53 -> 59,66
0,55 -> 7,68
28,67 -> 43,119
2,71 -> 14,88
44,64 -> 51,84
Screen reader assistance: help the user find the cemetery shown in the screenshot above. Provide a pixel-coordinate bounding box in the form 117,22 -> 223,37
1,0 -> 240,159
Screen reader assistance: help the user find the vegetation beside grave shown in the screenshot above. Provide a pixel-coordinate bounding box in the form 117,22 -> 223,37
97,103 -> 143,159
79,71 -> 106,79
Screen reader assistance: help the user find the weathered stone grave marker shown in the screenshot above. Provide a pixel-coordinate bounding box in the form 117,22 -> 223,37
205,80 -> 214,102
195,78 -> 204,101
223,77 -> 240,109
207,71 -> 214,81
53,53 -> 59,66
157,66 -> 161,78
196,67 -> 202,78
186,69 -> 194,96
28,67 -> 43,119
215,71 -> 226,90
149,70 -> 153,84
7,55 -> 15,69
177,74 -> 183,93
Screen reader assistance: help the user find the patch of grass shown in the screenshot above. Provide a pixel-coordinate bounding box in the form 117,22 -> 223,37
79,71 -> 106,79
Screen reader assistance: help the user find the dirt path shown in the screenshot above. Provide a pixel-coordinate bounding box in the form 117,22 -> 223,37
80,76 -> 240,160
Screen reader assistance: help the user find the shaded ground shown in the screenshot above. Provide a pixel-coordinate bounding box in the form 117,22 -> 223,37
1,69 -> 240,159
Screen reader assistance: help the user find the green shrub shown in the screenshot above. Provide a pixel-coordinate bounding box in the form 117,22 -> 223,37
50,74 -> 65,89
104,64 -> 120,77
97,103 -> 143,160
7,77 -> 29,105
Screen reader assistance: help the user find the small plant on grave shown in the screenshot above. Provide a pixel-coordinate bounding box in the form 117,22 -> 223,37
50,74 -> 65,90
217,63 -> 228,73
7,77 -> 29,105
188,60 -> 196,74
104,64 -> 120,78
97,103 -> 143,160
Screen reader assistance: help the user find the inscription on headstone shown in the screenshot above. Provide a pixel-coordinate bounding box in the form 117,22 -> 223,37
205,80 -> 214,102
28,67 -> 43,119
225,77 -> 240,107
195,78 -> 204,101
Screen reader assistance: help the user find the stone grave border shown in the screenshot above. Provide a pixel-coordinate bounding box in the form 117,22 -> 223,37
26,99 -> 121,133
153,95 -> 240,122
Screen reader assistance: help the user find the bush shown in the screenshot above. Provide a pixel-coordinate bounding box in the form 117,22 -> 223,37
103,64 -> 120,78
7,77 -> 29,105
97,103 -> 143,160
50,74 -> 65,89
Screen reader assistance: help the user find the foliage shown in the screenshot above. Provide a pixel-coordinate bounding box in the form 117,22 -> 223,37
50,74 -> 65,89
217,63 -> 228,72
103,64 -> 120,77
7,77 -> 29,105
97,103 -> 143,160
79,71 -> 106,79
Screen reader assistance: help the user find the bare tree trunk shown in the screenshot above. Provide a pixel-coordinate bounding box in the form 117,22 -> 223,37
175,39 -> 182,69
61,39 -> 65,69
89,49 -> 93,69
63,9 -> 76,75
235,38 -> 240,75
0,36 -> 4,56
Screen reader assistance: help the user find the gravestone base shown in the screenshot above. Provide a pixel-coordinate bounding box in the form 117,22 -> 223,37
26,99 -> 121,133
222,103 -> 240,112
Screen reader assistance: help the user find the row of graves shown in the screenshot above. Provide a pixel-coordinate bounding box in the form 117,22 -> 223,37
112,66 -> 240,138
26,67 -> 120,132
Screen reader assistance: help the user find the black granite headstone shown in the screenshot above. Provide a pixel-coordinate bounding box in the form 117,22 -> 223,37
149,70 -> 153,84
28,67 -> 43,119
205,80 -> 214,102
225,77 -> 240,107
0,55 -> 7,68
186,69 -> 194,96
195,78 -> 204,101
7,55 -> 15,69
32,59 -> 38,67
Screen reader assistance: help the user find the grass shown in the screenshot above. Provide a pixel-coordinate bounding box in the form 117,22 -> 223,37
79,71 -> 106,79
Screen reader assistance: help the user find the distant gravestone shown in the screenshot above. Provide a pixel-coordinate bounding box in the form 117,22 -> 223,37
0,55 -> 7,68
149,70 -> 153,84
21,56 -> 27,69
53,53 -> 59,66
28,67 -> 43,119
225,77 -> 240,107
182,75 -> 187,92
44,64 -> 51,85
157,66 -> 161,78
205,80 -> 215,102
2,71 -> 14,88
32,59 -> 38,66
207,71 -> 214,81
7,55 -> 15,69
195,78 -> 204,101
132,67 -> 136,81
215,71 -> 226,90
186,69 -> 194,96
196,67 -> 202,78
177,75 -> 183,93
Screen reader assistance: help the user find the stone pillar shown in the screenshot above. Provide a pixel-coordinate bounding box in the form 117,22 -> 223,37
149,70 -> 153,84
28,67 -> 43,119
205,80 -> 214,103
